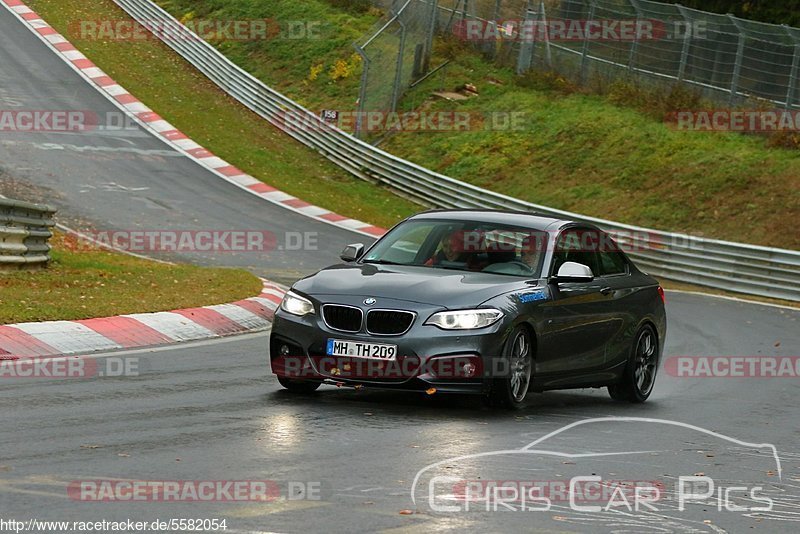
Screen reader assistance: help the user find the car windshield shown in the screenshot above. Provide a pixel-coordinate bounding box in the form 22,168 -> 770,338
361,219 -> 548,277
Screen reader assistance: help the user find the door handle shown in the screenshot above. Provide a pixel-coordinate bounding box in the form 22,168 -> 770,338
600,287 -> 613,296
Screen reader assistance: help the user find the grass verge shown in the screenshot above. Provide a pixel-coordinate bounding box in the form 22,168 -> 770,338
0,233 -> 262,324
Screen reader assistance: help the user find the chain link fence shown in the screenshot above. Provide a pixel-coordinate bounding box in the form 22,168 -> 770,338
356,0 -> 800,127
529,0 -> 800,107
354,0 -> 438,135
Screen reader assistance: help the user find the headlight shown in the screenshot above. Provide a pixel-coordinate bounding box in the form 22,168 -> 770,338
425,308 -> 503,330
280,291 -> 315,317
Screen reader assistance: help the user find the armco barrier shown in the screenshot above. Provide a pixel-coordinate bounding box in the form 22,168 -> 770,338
0,197 -> 56,270
109,0 -> 800,301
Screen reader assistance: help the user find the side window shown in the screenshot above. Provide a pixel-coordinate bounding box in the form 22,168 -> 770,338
599,250 -> 628,276
597,232 -> 628,276
552,229 -> 600,277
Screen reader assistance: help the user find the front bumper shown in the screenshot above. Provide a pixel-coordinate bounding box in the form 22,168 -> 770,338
269,300 -> 510,395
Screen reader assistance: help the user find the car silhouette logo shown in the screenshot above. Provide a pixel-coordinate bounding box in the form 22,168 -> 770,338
364,298 -> 377,306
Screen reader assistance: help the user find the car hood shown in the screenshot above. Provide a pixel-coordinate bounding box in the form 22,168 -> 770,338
293,263 -> 536,308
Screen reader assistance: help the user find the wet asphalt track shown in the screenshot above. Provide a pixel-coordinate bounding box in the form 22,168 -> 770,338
1,6 -> 799,533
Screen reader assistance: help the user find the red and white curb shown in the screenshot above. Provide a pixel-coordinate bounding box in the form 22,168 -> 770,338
0,0 -> 387,239
0,281 -> 286,358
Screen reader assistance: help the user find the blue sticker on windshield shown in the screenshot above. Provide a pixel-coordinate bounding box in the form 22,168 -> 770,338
517,290 -> 549,303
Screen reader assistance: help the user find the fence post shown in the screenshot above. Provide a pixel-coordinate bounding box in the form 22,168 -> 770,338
627,0 -> 643,72
540,1 -> 552,68
727,14 -> 746,106
579,0 -> 597,84
445,0 -> 465,33
466,0 -> 476,21
460,0 -> 473,25
783,25 -> 800,110
424,0 -> 439,73
516,0 -> 537,74
485,0 -> 502,60
675,4 -> 692,81
391,16 -> 408,113
354,44 -> 370,138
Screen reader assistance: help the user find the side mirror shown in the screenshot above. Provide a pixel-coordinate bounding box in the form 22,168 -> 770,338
340,243 -> 365,262
553,261 -> 594,283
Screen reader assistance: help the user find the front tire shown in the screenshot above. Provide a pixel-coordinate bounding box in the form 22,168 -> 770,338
277,376 -> 321,393
487,326 -> 533,409
608,324 -> 659,403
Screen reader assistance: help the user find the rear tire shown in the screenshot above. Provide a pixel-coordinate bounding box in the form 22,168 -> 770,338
487,326 -> 533,409
608,324 -> 659,403
277,376 -> 321,393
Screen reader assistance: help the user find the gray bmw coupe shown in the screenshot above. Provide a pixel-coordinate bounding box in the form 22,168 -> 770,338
270,210 -> 666,408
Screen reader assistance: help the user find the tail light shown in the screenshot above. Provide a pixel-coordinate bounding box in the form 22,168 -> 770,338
657,286 -> 665,304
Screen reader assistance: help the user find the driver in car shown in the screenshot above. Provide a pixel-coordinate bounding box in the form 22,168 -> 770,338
425,229 -> 483,269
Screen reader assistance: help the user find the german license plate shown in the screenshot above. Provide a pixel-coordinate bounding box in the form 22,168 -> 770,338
326,339 -> 397,360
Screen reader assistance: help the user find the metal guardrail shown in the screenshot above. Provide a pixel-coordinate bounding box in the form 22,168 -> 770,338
0,198 -> 56,270
112,0 -> 800,301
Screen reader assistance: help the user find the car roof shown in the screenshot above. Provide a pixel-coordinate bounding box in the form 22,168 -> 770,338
410,209 -> 580,232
